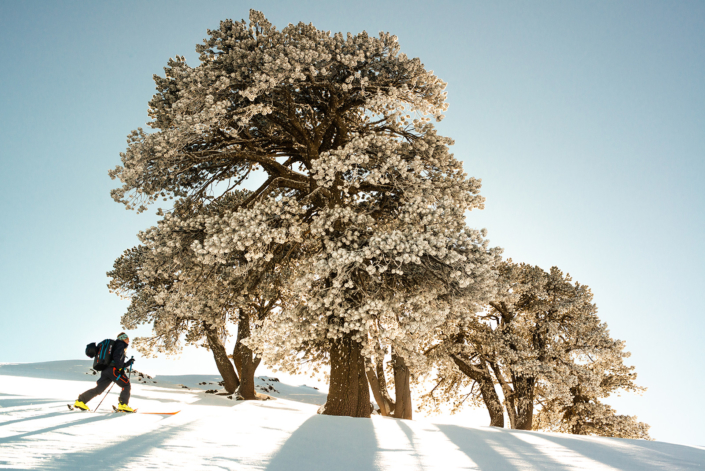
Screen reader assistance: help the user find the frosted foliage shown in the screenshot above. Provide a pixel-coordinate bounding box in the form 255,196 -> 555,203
109,10 -> 451,213
108,10 -> 499,378
236,133 -> 499,374
420,262 -> 650,439
535,400 -> 651,440
108,193 -> 283,357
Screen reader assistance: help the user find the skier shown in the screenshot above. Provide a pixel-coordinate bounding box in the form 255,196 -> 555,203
74,332 -> 135,412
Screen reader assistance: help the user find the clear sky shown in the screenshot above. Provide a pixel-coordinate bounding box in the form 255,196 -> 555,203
1,0 -> 703,446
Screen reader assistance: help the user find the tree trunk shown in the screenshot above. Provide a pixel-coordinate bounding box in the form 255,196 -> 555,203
392,353 -> 412,420
365,359 -> 391,416
489,361 -> 519,429
514,374 -> 535,430
203,322 -> 240,394
451,355 -> 504,427
233,342 -> 242,379
376,354 -> 396,413
323,333 -> 371,418
233,314 -> 258,400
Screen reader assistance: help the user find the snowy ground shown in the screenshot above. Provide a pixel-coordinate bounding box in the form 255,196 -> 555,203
0,361 -> 703,470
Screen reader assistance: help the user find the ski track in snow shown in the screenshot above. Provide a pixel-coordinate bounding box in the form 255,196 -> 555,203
0,361 -> 703,470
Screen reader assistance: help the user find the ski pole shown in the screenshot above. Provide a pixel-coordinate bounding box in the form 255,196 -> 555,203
93,381 -> 115,413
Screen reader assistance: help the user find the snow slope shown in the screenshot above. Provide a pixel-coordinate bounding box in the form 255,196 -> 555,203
0,361 -> 702,470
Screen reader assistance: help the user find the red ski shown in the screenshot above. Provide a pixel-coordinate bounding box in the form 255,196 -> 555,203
112,405 -> 180,415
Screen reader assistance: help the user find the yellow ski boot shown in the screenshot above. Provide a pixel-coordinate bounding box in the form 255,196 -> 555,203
73,400 -> 89,411
117,403 -> 135,413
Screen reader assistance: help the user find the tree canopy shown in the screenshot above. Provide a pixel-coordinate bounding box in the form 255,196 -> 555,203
110,10 -> 497,417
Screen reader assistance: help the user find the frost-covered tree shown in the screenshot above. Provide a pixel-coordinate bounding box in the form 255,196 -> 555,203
535,397 -> 651,439
533,346 -> 651,439
108,194 -> 284,399
110,10 -> 497,417
421,261 -> 650,436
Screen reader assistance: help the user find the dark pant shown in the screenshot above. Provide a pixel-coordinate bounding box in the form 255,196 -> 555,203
78,367 -> 131,405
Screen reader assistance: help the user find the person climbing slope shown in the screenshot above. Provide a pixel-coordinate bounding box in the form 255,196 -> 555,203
74,332 -> 135,412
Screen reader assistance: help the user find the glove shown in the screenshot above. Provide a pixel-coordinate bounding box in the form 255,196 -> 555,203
125,358 -> 135,367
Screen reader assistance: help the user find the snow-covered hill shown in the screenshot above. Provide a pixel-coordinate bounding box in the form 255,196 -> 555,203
0,361 -> 702,470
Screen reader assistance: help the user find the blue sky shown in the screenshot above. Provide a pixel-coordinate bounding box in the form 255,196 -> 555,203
1,1 -> 703,445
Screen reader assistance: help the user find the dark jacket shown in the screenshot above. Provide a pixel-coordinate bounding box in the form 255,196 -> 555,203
110,340 -> 130,369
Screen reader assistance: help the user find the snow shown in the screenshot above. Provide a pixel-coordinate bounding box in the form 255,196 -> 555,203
0,361 -> 702,470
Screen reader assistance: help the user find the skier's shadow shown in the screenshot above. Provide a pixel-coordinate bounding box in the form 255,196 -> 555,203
265,415 -> 379,471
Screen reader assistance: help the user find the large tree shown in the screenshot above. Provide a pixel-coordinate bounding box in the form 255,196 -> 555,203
110,10 -> 496,417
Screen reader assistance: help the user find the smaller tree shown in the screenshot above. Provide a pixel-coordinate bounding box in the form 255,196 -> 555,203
421,261 -> 650,438
108,194 -> 284,399
482,262 -> 605,430
534,343 -> 651,439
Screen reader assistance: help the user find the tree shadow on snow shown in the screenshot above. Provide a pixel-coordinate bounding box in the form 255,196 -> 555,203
436,424 -> 575,471
0,411 -> 70,428
265,415 -> 380,471
438,425 -> 705,471
396,421 -> 430,468
0,397 -> 64,408
533,431 -> 705,470
0,414 -> 118,445
46,418 -> 197,470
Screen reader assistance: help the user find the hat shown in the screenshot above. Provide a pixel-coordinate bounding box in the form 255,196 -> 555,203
117,332 -> 129,342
